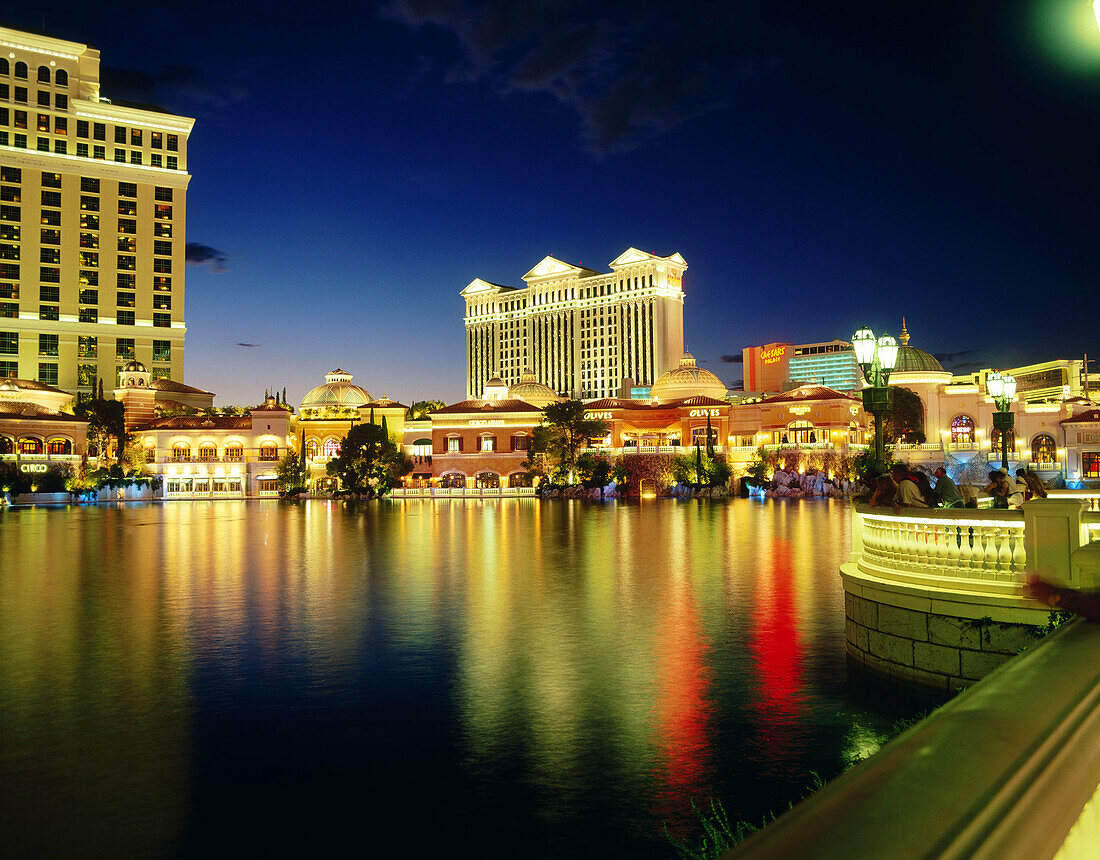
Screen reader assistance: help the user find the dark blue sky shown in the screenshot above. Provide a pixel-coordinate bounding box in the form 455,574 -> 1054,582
5,0 -> 1098,404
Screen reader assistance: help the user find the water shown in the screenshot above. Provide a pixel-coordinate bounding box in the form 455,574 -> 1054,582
0,499 -> 936,857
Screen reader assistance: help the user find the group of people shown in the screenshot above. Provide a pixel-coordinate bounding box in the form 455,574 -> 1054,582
868,464 -> 1048,512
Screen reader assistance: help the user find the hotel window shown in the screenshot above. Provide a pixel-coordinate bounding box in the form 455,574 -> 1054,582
166,156 -> 178,170
114,148 -> 126,163
154,222 -> 172,238
1031,435 -> 1057,466
990,428 -> 1016,452
79,231 -> 97,248
151,131 -> 162,149
40,266 -> 59,282
117,236 -> 136,252
0,242 -> 17,259
13,133 -> 26,148
116,309 -> 135,326
77,364 -> 97,387
54,117 -> 66,135
53,140 -> 66,154
152,340 -> 170,362
42,172 -> 61,188
38,362 -> 57,386
167,134 -> 178,151
322,438 -> 340,458
154,276 -> 172,292
77,120 -> 88,138
116,291 -> 135,308
153,258 -> 171,273
0,186 -> 20,204
0,331 -> 16,353
117,273 -> 135,289
0,205 -> 18,221
38,333 -> 58,356
0,302 -> 14,318
40,248 -> 59,264
37,91 -> 49,107
79,270 -> 98,286
37,66 -> 49,83
153,312 -> 171,328
79,336 -> 98,357
153,294 -> 171,310
154,204 -> 172,220
78,308 -> 96,323
41,190 -> 61,207
80,177 -> 99,193
130,151 -> 142,165
118,255 -> 136,271
1083,453 -> 1100,479
79,251 -> 98,268
0,360 -> 16,377
446,436 -> 463,453
116,339 -> 135,359
118,182 -> 137,198
130,128 -> 142,146
77,143 -> 87,157
171,442 -> 191,462
117,218 -> 136,233
510,434 -> 528,451
93,122 -> 105,140
37,113 -> 49,133
55,93 -> 67,109
480,435 -> 496,452
950,414 -> 975,444
153,240 -> 171,256
93,145 -> 105,159
14,87 -> 26,104
0,166 -> 18,182
118,200 -> 137,216
150,153 -> 161,168
154,186 -> 173,202
306,439 -> 319,459
198,444 -> 216,462
80,195 -> 99,211
114,126 -> 126,144
40,210 -> 60,226
79,288 -> 98,304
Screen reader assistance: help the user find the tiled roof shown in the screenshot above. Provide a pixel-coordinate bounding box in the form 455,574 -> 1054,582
759,385 -> 858,405
1062,409 -> 1100,424
365,398 -> 409,410
0,401 -> 87,422
0,376 -> 69,395
150,379 -> 215,395
134,415 -> 253,431
669,395 -> 730,407
431,399 -> 544,415
583,398 -> 650,409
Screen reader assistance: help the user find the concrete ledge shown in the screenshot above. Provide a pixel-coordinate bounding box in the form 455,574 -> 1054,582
726,621 -> 1100,859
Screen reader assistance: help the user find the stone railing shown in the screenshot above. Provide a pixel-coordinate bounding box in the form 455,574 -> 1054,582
727,619 -> 1100,860
389,486 -> 536,498
841,499 -> 1096,690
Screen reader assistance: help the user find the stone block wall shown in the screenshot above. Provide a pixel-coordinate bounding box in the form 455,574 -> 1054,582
844,591 -> 1046,691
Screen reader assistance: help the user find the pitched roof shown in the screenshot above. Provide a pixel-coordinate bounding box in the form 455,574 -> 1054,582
759,385 -> 859,405
1062,409 -> 1100,424
431,399 -> 544,415
583,397 -> 653,410
0,376 -> 69,395
0,400 -> 87,422
150,379 -> 214,395
134,415 -> 253,431
669,395 -> 730,407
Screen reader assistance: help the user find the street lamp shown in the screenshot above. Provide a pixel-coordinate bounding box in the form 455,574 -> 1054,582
986,370 -> 1017,470
852,326 -> 898,473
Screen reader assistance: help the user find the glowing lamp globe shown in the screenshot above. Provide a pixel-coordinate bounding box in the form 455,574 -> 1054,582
987,371 -> 1004,399
852,327 -> 877,369
1002,374 -> 1017,401
876,335 -> 898,373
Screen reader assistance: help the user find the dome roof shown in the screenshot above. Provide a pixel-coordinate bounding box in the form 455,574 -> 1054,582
891,320 -> 945,374
122,360 -> 147,373
650,352 -> 728,402
507,369 -> 562,408
300,368 -> 371,409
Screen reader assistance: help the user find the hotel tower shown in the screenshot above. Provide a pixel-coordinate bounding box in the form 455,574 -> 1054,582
0,25 -> 193,393
462,248 -> 686,400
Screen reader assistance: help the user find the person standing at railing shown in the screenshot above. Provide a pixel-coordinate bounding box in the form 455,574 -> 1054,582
890,463 -> 928,512
1017,468 -> 1048,501
983,470 -> 1014,509
933,466 -> 964,508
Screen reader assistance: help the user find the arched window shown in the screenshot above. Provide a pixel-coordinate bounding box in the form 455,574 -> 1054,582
55,69 -> 67,86
198,443 -> 217,462
305,438 -> 319,459
1031,434 -> 1057,466
259,443 -> 278,461
509,471 -> 534,488
691,426 -> 718,444
143,443 -> 156,463
479,434 -> 496,452
0,435 -> 13,454
990,428 -> 1016,452
322,438 -> 340,458
476,471 -> 500,488
440,472 -> 466,488
783,420 -> 816,446
0,59 -> 9,75
19,437 -> 42,454
37,65 -> 50,83
950,414 -> 975,444
14,62 -> 27,79
225,443 -> 243,461
172,441 -> 191,461
47,438 -> 71,455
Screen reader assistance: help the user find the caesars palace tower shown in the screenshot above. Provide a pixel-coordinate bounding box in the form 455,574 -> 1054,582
0,25 -> 193,393
462,248 -> 686,401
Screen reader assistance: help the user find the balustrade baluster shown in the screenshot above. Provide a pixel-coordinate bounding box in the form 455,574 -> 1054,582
982,524 -> 999,578
1011,527 -> 1027,578
958,525 -> 974,576
911,520 -> 927,573
943,524 -> 960,577
997,526 -> 1013,574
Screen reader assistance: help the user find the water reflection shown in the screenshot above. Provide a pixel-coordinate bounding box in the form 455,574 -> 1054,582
0,499 -> 932,857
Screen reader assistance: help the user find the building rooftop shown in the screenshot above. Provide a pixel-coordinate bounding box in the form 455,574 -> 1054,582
431,399 -> 544,415
759,385 -> 858,405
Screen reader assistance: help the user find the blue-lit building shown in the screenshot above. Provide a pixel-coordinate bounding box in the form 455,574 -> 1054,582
787,340 -> 862,393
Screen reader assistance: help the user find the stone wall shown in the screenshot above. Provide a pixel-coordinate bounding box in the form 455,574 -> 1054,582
844,591 -> 1046,691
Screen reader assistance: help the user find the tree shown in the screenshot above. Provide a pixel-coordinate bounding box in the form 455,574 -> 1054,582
74,396 -> 126,462
575,451 -> 613,488
705,412 -> 716,458
410,400 -> 446,419
275,450 -> 308,492
526,400 -> 609,484
325,422 -> 411,495
885,387 -> 926,443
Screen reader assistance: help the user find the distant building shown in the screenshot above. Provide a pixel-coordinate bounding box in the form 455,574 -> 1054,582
742,339 -> 860,394
462,247 -> 686,401
0,24 -> 194,395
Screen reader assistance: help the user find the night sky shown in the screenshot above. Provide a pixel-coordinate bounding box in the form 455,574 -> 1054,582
3,0 -> 1097,404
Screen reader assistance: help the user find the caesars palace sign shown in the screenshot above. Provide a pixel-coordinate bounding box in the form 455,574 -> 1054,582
760,346 -> 786,365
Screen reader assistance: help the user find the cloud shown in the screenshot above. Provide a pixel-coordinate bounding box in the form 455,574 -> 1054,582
933,349 -> 984,372
381,0 -> 780,152
236,343 -> 261,348
721,354 -> 743,363
186,243 -> 229,272
100,64 -> 252,112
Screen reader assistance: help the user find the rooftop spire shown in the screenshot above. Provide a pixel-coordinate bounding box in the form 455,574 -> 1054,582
899,317 -> 910,346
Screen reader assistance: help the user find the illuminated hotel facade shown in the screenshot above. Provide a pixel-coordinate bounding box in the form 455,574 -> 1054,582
0,25 -> 193,394
743,339 -> 861,394
462,248 -> 686,401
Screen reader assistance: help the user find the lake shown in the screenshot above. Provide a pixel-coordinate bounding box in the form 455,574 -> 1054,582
0,498 -> 935,857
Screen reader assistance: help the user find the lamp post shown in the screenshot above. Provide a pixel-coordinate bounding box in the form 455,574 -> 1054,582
852,326 -> 899,474
986,370 -> 1017,471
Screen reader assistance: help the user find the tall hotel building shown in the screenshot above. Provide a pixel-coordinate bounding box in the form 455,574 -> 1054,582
0,26 -> 193,393
462,248 -> 686,400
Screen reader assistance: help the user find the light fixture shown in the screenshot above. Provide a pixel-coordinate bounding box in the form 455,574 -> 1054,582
987,371 -> 1004,399
877,335 -> 898,374
852,326 -> 876,369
